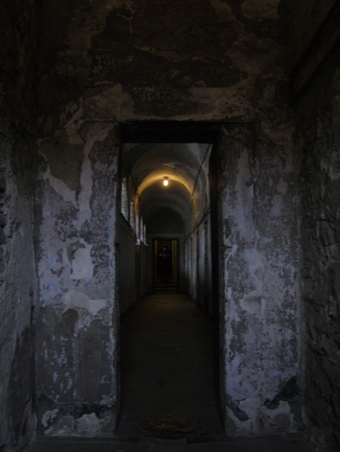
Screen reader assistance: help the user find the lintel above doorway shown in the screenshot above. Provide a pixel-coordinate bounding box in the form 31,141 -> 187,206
119,121 -> 223,143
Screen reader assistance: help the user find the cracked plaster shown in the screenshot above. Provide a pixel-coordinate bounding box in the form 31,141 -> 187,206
35,0 -> 301,439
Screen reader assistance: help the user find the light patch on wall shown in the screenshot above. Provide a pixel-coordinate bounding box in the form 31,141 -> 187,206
262,400 -> 294,430
45,415 -> 75,435
75,413 -> 101,434
276,179 -> 288,195
207,0 -> 234,22
71,247 -> 92,279
42,409 -> 59,428
243,249 -> 264,292
227,394 -> 295,434
234,150 -> 255,241
188,87 -> 255,121
65,241 -> 94,280
240,292 -> 262,315
44,412 -> 113,436
39,278 -> 58,301
43,167 -> 77,207
76,123 -> 113,230
271,194 -> 283,216
227,35 -> 282,81
64,289 -> 107,316
64,106 -> 84,145
241,0 -> 280,20
83,85 -> 134,121
226,355 -> 245,398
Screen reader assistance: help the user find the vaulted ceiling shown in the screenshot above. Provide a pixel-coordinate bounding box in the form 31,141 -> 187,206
123,142 -> 211,233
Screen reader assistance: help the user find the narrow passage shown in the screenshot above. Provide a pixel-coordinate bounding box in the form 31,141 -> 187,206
117,294 -> 223,441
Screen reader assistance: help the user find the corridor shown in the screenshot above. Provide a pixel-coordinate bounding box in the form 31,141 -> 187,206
2,1 -> 340,450
117,294 -> 222,440
27,295 -> 316,452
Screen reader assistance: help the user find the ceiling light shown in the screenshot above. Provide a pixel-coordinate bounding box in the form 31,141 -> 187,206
163,177 -> 169,186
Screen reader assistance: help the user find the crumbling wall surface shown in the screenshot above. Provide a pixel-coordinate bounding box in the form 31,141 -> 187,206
0,0 -> 39,450
295,48 -> 340,452
216,119 -> 300,435
36,0 -> 299,437
38,0 -> 292,130
35,124 -> 120,435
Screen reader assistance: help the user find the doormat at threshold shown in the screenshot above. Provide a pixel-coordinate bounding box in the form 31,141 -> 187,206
139,416 -> 214,443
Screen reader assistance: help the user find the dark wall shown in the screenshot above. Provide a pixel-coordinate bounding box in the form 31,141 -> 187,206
0,0 -> 40,449
286,0 -> 337,67
286,1 -> 340,449
6,0 -> 335,441
295,45 -> 340,452
146,208 -> 185,235
118,215 -> 137,314
136,242 -> 152,299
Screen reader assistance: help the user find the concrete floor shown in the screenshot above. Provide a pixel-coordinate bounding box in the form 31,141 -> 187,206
26,294 -> 316,452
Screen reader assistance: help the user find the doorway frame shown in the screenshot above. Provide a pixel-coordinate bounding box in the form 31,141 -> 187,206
118,121 -> 223,427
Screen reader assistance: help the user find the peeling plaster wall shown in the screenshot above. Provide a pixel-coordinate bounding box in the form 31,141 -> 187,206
0,0 -> 40,450
38,0 -> 292,132
3,0 -> 339,445
35,124 -> 120,435
0,136 -> 37,451
35,0 -> 301,437
295,44 -> 340,452
216,122 -> 300,435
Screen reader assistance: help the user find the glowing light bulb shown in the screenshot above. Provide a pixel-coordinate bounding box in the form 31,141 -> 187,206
163,178 -> 169,186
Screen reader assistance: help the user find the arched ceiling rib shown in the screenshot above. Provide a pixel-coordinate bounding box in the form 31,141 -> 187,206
124,142 -> 210,234
137,168 -> 192,196
127,143 -> 208,192
138,181 -> 193,226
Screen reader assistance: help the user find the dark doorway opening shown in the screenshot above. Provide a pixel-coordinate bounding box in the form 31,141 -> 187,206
117,121 -> 223,437
154,238 -> 178,293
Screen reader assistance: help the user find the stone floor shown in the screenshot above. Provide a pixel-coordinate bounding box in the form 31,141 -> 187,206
26,294 -> 316,452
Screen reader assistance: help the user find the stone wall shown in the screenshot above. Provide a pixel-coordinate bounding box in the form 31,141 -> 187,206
35,0 -> 300,436
215,120 -> 301,435
0,0 -> 40,450
286,1 -> 340,449
35,124 -> 120,435
37,0 -> 291,129
1,0 -> 338,445
295,41 -> 340,452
